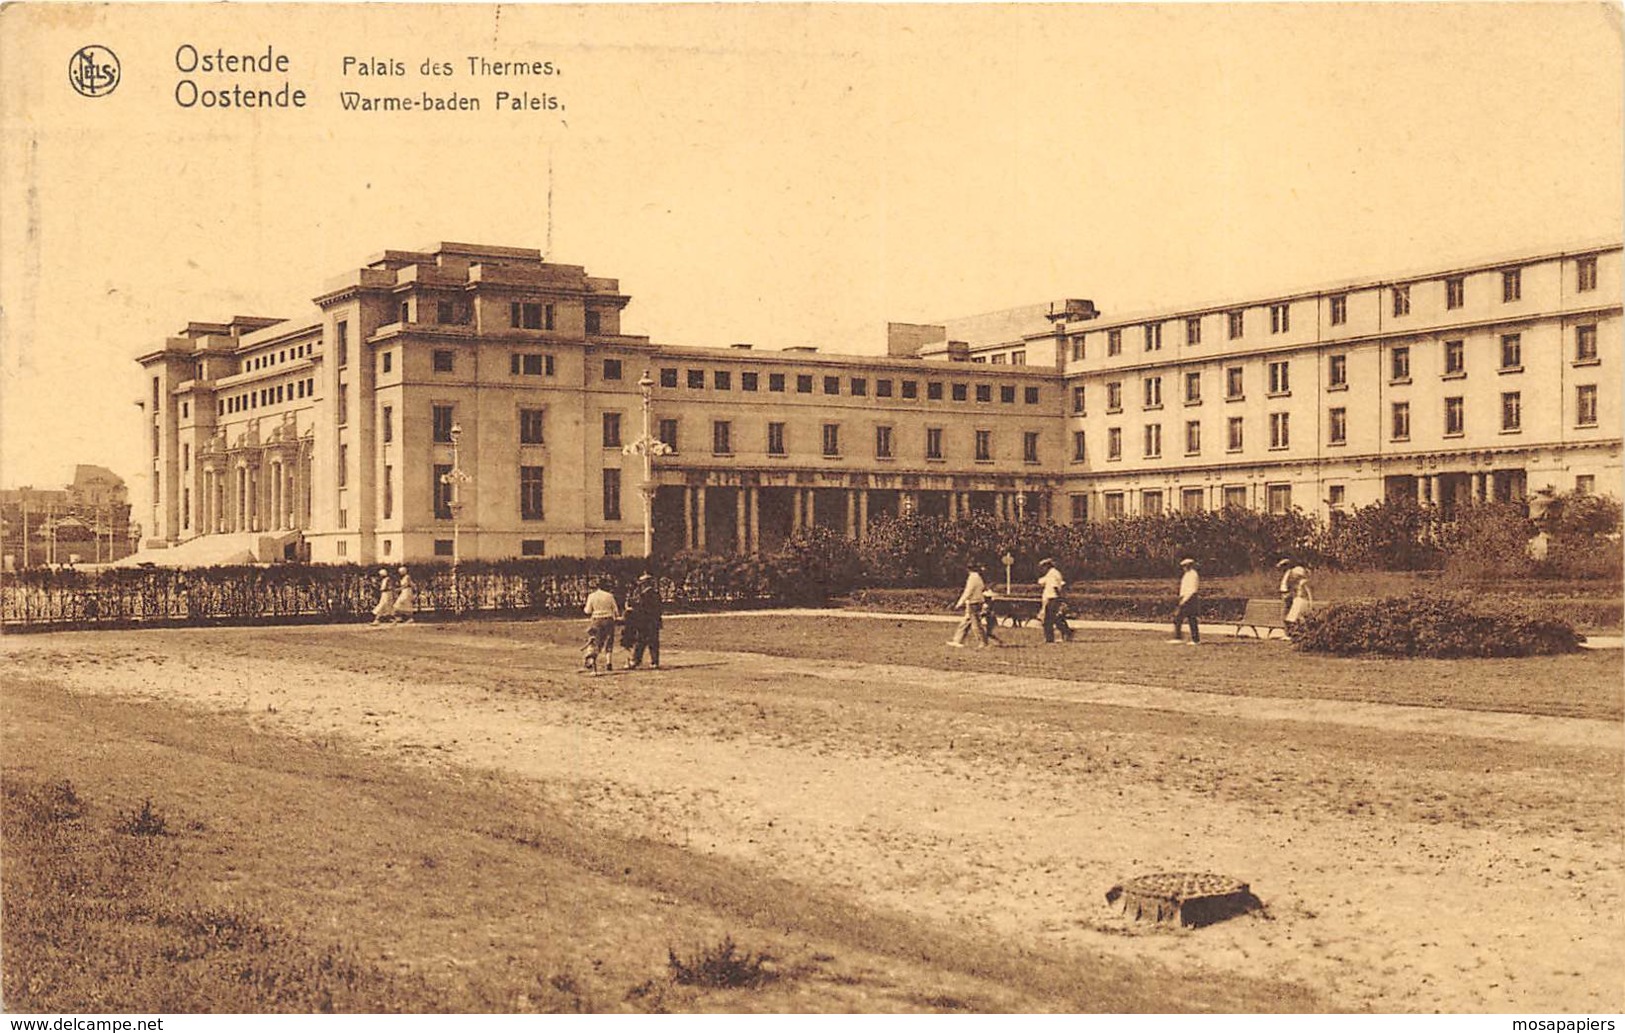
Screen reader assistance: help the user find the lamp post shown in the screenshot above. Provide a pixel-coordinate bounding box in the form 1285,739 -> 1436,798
1016,490 -> 1028,522
441,422 -> 471,604
622,370 -> 672,558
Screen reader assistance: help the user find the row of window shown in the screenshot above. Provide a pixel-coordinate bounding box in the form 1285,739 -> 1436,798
242,341 -> 314,373
657,366 -> 1043,405
1087,483 -> 1297,520
1071,327 -> 1601,415
1074,258 -> 1602,362
1083,385 -> 1601,463
218,377 -> 316,415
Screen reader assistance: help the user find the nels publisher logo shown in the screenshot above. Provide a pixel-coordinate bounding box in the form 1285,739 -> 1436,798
69,45 -> 120,97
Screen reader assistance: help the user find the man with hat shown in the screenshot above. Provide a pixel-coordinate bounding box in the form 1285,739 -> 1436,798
1036,557 -> 1068,644
581,577 -> 621,674
1168,557 -> 1201,645
947,561 -> 990,647
623,571 -> 664,669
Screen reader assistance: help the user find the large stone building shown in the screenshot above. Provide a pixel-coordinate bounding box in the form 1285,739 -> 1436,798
135,240 -> 1620,565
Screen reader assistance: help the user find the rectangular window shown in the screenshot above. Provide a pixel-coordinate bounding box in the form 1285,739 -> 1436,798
1141,490 -> 1163,516
876,378 -> 893,398
975,429 -> 992,461
1225,366 -> 1244,400
1181,488 -> 1205,514
660,367 -> 679,388
1107,427 -> 1123,460
1392,285 -> 1411,317
1186,317 -> 1202,345
1023,431 -> 1040,463
382,405 -> 394,443
1000,384 -> 1016,404
1391,401 -> 1411,441
1070,337 -> 1085,361
1578,255 -> 1598,292
687,369 -> 705,389
1104,492 -> 1126,518
381,351 -> 392,375
1268,361 -> 1290,395
976,384 -> 992,403
1267,484 -> 1292,515
1184,371 -> 1201,404
336,321 -> 349,367
1330,294 -> 1347,326
182,443 -> 190,470
1224,485 -> 1248,509
1072,385 -> 1086,414
824,376 -> 841,396
1072,430 -> 1087,461
1185,420 -> 1201,455
1391,346 -> 1411,382
519,408 -> 544,445
1143,423 -> 1162,458
1329,354 -> 1348,389
337,384 -> 349,426
657,418 -> 679,453
876,425 -> 894,458
1144,322 -> 1163,351
767,422 -> 787,456
1502,268 -> 1522,302
902,380 -> 919,399
545,304 -> 556,331
1446,277 -> 1465,310
1576,324 -> 1598,362
1445,396 -> 1465,436
741,371 -> 759,391
1269,412 -> 1290,450
798,375 -> 814,394
1577,475 -> 1596,495
520,466 -> 545,520
1444,339 -> 1465,375
1328,407 -> 1347,445
603,469 -> 622,521
1107,381 -> 1123,412
953,383 -> 969,402
1500,334 -> 1522,370
1577,384 -> 1598,427
927,381 -> 943,400
521,540 -> 545,556
512,302 -> 544,329
769,372 -> 786,392
1502,392 -> 1522,431
432,350 -> 454,373
602,412 -> 622,448
714,370 -> 732,390
584,310 -> 601,335
1227,311 -> 1244,339
603,359 -> 623,380
1143,376 -> 1162,409
434,464 -> 454,519
925,427 -> 944,460
433,540 -> 452,557
1011,350 -> 1026,366
1070,494 -> 1088,524
1107,329 -> 1122,356
437,300 -> 455,324
712,420 -> 732,455
1270,303 -> 1290,334
822,424 -> 841,457
851,377 -> 868,397
1329,485 -> 1346,507
432,404 -> 455,443
603,540 -> 623,557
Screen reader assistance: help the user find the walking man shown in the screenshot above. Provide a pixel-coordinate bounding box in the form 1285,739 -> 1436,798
1169,557 -> 1201,645
581,577 -> 621,674
1037,557 -> 1067,644
624,571 -> 664,669
947,562 -> 990,648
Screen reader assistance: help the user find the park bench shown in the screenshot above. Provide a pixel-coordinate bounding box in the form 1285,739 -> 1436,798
1233,598 -> 1288,639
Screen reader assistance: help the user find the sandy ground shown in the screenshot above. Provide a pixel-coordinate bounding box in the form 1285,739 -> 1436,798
4,620 -> 1621,1013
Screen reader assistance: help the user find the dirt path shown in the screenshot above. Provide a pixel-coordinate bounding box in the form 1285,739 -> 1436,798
5,624 -> 1621,1013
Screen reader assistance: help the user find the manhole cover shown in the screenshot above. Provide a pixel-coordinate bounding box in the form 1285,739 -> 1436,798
1105,871 -> 1264,928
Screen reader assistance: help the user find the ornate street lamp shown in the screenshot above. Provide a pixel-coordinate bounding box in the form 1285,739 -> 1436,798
1016,490 -> 1028,522
441,422 -> 472,601
622,370 -> 673,558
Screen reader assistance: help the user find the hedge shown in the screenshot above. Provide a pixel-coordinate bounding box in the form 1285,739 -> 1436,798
1290,594 -> 1585,658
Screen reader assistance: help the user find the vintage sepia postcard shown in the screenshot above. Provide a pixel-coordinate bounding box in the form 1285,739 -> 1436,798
1,2 -> 1621,1022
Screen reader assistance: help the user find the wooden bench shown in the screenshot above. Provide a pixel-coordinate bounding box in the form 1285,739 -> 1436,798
1233,598 -> 1289,639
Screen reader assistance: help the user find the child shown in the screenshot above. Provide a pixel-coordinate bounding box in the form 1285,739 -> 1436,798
581,577 -> 621,674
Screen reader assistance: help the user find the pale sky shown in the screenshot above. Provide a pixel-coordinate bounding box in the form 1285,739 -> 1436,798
2,3 -> 1620,513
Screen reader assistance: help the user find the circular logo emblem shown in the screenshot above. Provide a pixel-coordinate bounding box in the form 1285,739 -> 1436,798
69,45 -> 120,97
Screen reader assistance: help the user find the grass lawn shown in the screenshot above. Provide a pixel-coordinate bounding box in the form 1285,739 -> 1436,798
658,615 -> 1625,722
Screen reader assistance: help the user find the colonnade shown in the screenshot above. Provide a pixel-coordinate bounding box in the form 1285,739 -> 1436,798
197,449 -> 312,536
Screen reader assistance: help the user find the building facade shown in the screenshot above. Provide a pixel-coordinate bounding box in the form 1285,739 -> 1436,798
135,241 -> 1621,565
2,465 -> 134,568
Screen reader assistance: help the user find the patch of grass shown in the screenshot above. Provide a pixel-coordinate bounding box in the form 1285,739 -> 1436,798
117,798 -> 168,837
667,936 -> 779,989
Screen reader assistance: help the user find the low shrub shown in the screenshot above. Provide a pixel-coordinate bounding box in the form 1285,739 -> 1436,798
1292,594 -> 1585,658
666,936 -> 777,989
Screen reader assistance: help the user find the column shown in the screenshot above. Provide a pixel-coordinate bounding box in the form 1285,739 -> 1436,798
805,488 -> 816,529
683,486 -> 694,549
735,488 -> 747,556
286,467 -> 296,529
791,486 -> 802,532
857,490 -> 869,542
270,462 -> 282,530
749,486 -> 761,555
844,490 -> 856,538
948,491 -> 959,521
1415,477 -> 1426,505
695,486 -> 708,551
